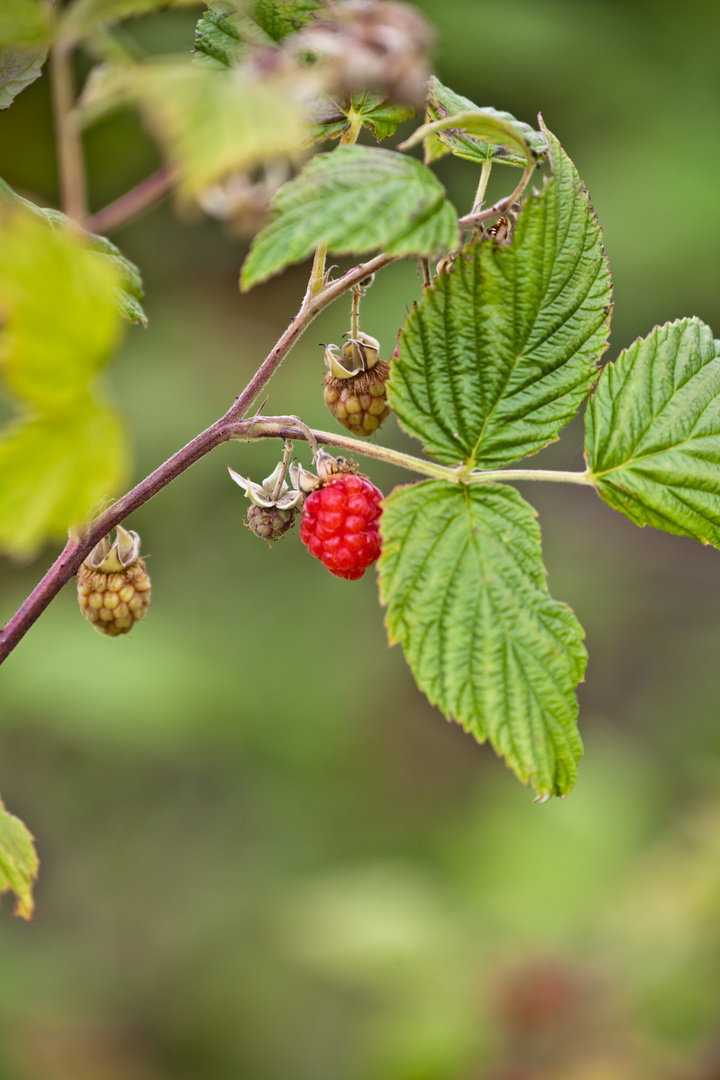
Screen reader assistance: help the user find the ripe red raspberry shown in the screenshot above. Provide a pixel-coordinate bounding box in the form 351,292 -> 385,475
299,474 -> 383,580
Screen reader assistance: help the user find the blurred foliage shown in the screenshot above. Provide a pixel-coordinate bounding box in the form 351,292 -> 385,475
0,0 -> 720,1078
0,208 -> 130,557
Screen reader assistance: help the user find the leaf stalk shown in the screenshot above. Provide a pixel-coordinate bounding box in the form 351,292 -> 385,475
471,160 -> 492,214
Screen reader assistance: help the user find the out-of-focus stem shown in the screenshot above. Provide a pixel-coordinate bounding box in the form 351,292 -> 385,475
86,166 -> 174,235
50,42 -> 87,224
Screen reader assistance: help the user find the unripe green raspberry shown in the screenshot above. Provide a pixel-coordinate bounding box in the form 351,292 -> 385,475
77,526 -> 150,637
323,334 -> 391,437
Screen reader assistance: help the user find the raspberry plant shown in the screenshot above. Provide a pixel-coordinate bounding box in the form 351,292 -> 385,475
0,0 -> 717,920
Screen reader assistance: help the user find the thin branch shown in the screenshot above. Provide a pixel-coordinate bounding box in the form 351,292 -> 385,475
238,421 -> 598,488
224,251 -> 400,422
0,251 -> 400,666
50,43 -> 87,224
459,161 -> 534,230
236,420 -> 461,482
86,166 -> 174,236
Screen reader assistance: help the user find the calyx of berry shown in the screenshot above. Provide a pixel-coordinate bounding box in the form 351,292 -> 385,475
290,449 -> 356,494
324,332 -> 381,379
228,461 -> 304,510
84,524 -> 141,572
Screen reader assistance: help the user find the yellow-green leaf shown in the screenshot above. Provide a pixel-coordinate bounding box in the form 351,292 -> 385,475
0,178 -> 148,326
0,797 -> 39,921
0,0 -> 50,47
133,59 -> 307,199
0,396 -> 129,558
0,208 -> 123,408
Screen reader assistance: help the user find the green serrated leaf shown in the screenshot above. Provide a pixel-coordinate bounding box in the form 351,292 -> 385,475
404,76 -> 547,167
0,396 -> 129,558
379,481 -> 585,797
241,145 -> 458,289
312,92 -> 414,144
390,125 -> 612,468
0,43 -> 47,108
58,0 -> 204,46
0,208 -> 123,407
193,3 -> 265,69
358,97 -> 414,141
0,797 -> 39,920
193,0 -> 321,69
586,317 -> 720,546
252,0 -> 321,42
0,177 -> 147,325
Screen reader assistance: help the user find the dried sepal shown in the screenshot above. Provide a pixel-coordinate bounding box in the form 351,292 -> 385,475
85,525 -> 141,573
228,462 -> 304,511
290,450 -> 357,495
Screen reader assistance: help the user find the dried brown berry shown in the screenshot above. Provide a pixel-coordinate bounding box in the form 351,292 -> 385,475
77,526 -> 150,637
228,452 -> 303,545
246,503 -> 297,542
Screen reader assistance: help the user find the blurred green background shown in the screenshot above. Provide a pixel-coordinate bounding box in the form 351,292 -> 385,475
2,1 -> 720,1077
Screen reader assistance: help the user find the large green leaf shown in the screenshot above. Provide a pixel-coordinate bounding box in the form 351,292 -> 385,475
389,126 -> 612,468
0,177 -> 147,325
0,208 -> 123,407
586,317 -> 720,545
0,42 -> 46,108
241,145 -> 459,289
406,76 -> 547,167
0,396 -> 129,558
379,481 -> 585,797
0,797 -> 39,920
